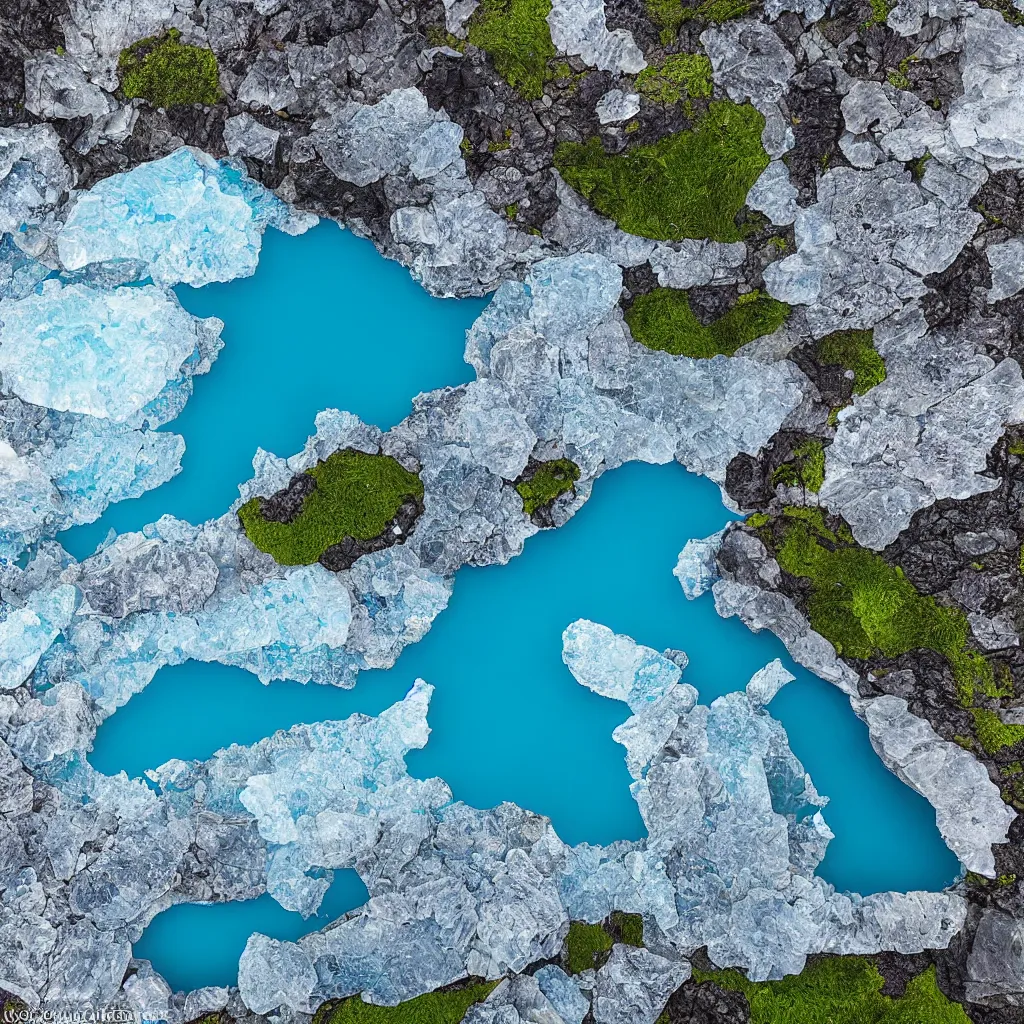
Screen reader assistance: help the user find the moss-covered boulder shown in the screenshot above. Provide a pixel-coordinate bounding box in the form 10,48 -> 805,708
514,457 -> 581,520
239,448 -> 424,571
626,288 -> 790,358
554,100 -> 769,242
119,29 -> 220,108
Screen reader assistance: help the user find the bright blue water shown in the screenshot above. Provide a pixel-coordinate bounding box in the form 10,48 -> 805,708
133,869 -> 370,993
81,226 -> 960,993
59,222 -> 487,560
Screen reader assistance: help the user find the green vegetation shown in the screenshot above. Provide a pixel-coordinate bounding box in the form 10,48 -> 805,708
118,29 -> 220,108
887,56 -> 915,90
312,981 -> 499,1024
610,911 -> 644,947
694,958 -> 970,1024
970,708 -> 1024,755
646,0 -> 751,42
625,288 -> 790,358
772,439 -> 826,493
565,921 -> 614,974
635,53 -> 713,105
466,0 -> 555,101
239,449 -> 424,565
425,24 -> 467,50
864,0 -> 896,26
554,100 -> 769,242
766,508 -> 993,704
816,329 -> 887,396
515,458 -> 580,515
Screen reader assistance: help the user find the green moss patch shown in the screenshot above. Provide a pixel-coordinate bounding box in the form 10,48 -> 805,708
610,911 -> 644,947
515,458 -> 580,516
636,53 -> 713,104
119,29 -> 220,108
695,958 -> 970,1024
765,509 -> 993,705
312,981 -> 499,1024
565,921 -> 614,974
554,101 -> 769,242
625,288 -> 789,358
466,0 -> 555,101
772,439 -> 826,493
646,0 -> 752,42
970,708 -> 1024,755
239,449 -> 424,566
816,329 -> 887,396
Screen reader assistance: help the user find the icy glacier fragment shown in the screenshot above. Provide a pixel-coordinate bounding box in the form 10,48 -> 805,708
0,280 -> 221,422
57,147 -> 315,287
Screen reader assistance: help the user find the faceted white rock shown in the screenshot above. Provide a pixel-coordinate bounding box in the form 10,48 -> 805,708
987,239 -> 1024,302
23,54 -> 113,121
0,585 -> 76,690
222,113 -> 281,164
746,160 -> 798,226
672,530 -> 724,600
595,90 -> 641,125
547,0 -> 646,74
948,8 -> 1024,170
745,659 -> 794,707
856,693 -> 1016,877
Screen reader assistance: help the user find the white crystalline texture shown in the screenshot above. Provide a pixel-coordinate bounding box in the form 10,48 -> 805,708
535,965 -> 589,1024
819,305 -> 1024,549
948,8 -> 1024,170
746,160 -> 798,226
0,125 -> 72,254
856,694 -> 1016,877
763,163 -> 981,335
0,585 -> 76,690
0,279 -> 219,422
672,530 -> 723,600
592,945 -> 690,1024
547,0 -> 646,74
23,54 -> 113,121
987,238 -> 1024,301
223,113 -> 281,164
313,89 -> 463,187
701,19 -> 796,107
745,659 -> 794,707
563,619 -> 681,712
57,147 -> 315,287
595,90 -> 641,125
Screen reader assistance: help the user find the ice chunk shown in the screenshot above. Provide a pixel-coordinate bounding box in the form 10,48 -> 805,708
57,148 -> 315,287
0,585 -> 76,690
673,530 -> 724,600
562,619 -> 681,712
547,0 -> 646,74
0,280 -> 221,422
535,965 -> 589,1024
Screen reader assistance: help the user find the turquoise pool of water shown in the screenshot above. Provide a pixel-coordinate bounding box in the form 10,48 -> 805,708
78,224 -> 960,993
59,222 -> 487,560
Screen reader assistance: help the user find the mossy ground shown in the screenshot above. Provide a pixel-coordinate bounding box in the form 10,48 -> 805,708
816,329 -> 887,396
466,0 -> 555,100
311,981 -> 498,1024
646,0 -> 752,42
693,957 -> 970,1024
118,29 -> 220,108
625,288 -> 790,358
771,439 -> 826,493
565,921 -> 615,974
515,458 -> 580,515
554,100 -> 769,242
757,508 -> 1023,754
636,53 -> 713,105
239,449 -> 424,565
